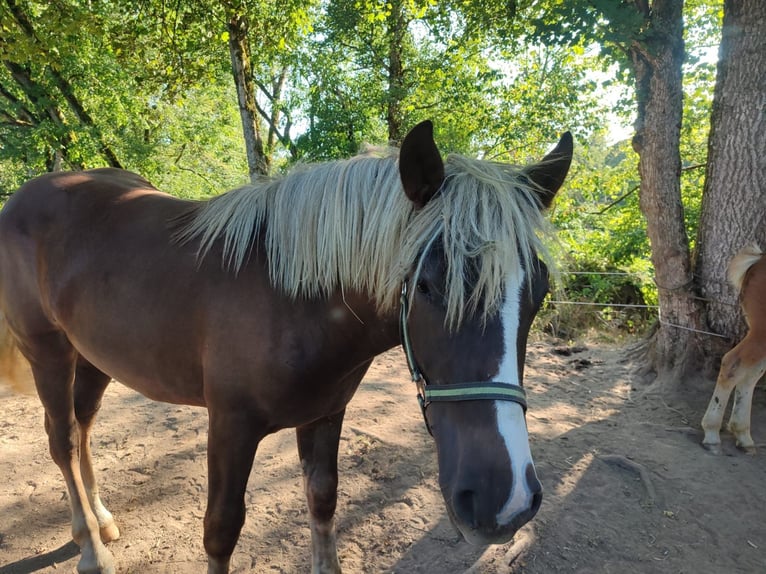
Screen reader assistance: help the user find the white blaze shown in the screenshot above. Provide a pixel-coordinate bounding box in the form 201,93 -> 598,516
493,270 -> 538,525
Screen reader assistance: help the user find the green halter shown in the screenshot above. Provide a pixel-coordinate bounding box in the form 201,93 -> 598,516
399,279 -> 528,435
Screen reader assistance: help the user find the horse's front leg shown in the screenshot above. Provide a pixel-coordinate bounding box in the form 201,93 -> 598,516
297,409 -> 346,574
204,407 -> 263,574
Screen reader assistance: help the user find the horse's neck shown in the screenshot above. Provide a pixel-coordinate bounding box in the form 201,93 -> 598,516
366,308 -> 401,357
333,292 -> 401,357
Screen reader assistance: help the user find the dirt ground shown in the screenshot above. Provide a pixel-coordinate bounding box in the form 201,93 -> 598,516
1,337 -> 765,574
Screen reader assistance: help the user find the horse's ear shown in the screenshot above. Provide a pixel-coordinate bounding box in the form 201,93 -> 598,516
524,131 -> 573,208
399,120 -> 445,209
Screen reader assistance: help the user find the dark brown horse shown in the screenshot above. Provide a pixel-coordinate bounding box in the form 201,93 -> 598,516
702,244 -> 766,454
0,121 -> 572,574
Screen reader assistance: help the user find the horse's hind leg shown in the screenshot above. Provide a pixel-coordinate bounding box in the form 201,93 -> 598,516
727,373 -> 763,453
725,342 -> 766,454
29,333 -> 115,574
702,337 -> 765,454
296,409 -> 345,574
74,358 -> 120,542
701,347 -> 739,454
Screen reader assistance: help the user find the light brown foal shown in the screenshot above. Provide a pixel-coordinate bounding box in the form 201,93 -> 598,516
702,244 -> 766,454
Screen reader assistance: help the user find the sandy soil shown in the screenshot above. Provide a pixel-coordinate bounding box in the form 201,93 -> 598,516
1,339 -> 765,574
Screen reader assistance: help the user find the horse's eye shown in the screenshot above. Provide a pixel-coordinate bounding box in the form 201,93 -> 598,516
416,280 -> 430,295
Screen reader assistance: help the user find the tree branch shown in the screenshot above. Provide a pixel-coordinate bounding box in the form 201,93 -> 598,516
3,61 -> 84,170
633,0 -> 651,18
0,82 -> 39,125
591,183 -> 640,215
5,0 -> 123,168
252,70 -> 297,159
590,164 -> 704,216
588,163 -> 707,215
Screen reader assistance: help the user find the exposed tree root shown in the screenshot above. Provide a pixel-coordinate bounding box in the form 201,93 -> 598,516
599,454 -> 657,507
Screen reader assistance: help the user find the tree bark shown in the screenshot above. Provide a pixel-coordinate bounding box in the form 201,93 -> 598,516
386,0 -> 406,144
630,0 -> 702,376
693,0 -> 766,373
228,12 -> 270,179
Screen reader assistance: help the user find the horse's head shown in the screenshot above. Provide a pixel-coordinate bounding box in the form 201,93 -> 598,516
398,121 -> 572,544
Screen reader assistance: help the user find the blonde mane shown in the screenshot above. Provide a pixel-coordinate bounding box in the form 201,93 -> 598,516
174,148 -> 553,327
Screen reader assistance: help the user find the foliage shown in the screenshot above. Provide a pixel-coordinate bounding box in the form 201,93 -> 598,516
0,0 -> 249,195
296,0 -> 610,161
0,0 -> 723,339
127,82 -> 250,198
680,1 -> 721,254
0,0 -> 127,178
545,126 -> 656,335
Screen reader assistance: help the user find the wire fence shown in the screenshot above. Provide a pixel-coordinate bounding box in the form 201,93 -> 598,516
549,270 -> 731,339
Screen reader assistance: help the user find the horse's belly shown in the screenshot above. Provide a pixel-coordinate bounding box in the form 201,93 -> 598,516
113,375 -> 207,407
69,332 -> 207,408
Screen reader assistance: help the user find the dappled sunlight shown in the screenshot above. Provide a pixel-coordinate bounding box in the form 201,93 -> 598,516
528,403 -> 601,439
5,342 -> 766,573
527,382 -> 629,440
550,451 -> 596,500
524,340 -> 635,441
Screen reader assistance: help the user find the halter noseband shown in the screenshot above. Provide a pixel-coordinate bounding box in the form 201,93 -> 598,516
399,279 -> 528,436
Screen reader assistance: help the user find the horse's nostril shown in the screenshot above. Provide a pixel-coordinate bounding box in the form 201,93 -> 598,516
526,463 -> 543,517
530,490 -> 542,515
526,463 -> 542,494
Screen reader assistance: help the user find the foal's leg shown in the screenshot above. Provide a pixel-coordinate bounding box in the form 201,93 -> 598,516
702,347 -> 742,454
204,407 -> 263,574
74,359 -> 120,541
702,337 -> 764,454
30,334 -> 115,574
296,409 -> 346,574
726,348 -> 766,454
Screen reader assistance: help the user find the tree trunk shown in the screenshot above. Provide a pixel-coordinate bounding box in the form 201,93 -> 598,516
693,0 -> 766,374
386,0 -> 406,145
228,12 -> 269,179
630,0 -> 702,376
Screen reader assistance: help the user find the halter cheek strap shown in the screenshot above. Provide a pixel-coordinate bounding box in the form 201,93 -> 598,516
400,281 -> 528,436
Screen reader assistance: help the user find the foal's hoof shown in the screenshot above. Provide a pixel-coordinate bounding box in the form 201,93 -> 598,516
76,556 -> 116,574
701,441 -> 723,455
100,522 -> 121,543
736,443 -> 757,456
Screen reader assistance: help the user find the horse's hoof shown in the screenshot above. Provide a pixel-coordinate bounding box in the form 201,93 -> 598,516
701,441 -> 723,455
76,559 -> 115,574
736,443 -> 757,455
100,522 -> 120,543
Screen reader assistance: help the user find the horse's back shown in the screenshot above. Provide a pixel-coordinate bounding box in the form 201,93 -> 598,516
0,168 -> 182,290
0,169 -> 211,403
2,167 -> 167,226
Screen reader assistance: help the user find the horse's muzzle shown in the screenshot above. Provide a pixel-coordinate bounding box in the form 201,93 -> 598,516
447,462 -> 542,545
